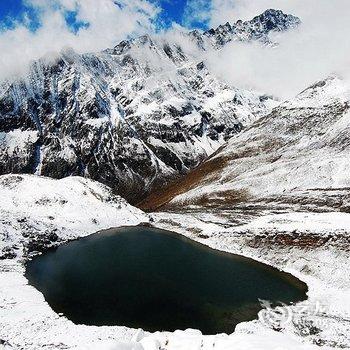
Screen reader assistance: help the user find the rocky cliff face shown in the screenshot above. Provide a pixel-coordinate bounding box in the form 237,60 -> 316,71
0,9 -> 298,202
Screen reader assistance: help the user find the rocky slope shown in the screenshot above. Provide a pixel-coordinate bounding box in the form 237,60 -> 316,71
0,9 -> 299,202
139,76 -> 350,211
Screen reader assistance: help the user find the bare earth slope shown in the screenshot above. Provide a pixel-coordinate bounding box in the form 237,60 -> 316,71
140,76 -> 350,211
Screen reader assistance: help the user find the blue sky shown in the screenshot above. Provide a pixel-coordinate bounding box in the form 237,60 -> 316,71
0,0 -> 211,33
153,0 -> 211,29
0,0 -> 25,28
155,0 -> 192,26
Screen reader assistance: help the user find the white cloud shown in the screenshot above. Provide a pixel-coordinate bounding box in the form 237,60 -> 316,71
0,0 -> 160,79
204,0 -> 350,98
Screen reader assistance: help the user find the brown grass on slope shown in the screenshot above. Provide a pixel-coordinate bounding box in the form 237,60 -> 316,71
137,154 -> 231,212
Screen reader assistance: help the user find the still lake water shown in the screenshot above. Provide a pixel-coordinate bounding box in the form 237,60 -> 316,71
25,226 -> 307,334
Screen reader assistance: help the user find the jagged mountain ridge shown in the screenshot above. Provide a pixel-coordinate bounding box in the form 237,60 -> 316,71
0,9 -> 299,202
195,8 -> 300,48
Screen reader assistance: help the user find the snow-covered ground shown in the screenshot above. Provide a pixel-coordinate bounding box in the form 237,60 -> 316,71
1,175 -> 349,350
0,174 -> 149,260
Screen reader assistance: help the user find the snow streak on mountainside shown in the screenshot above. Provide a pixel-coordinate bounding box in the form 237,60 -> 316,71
0,10 -> 298,202
140,76 -> 350,211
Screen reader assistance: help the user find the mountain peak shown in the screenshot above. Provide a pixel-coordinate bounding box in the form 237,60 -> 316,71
203,9 -> 301,48
250,8 -> 301,32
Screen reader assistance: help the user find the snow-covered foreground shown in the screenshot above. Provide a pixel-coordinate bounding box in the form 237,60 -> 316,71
0,174 -> 150,349
0,174 -> 149,260
1,175 -> 349,349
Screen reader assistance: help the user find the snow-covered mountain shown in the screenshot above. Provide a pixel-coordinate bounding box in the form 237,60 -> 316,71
0,9 -> 298,202
140,76 -> 350,211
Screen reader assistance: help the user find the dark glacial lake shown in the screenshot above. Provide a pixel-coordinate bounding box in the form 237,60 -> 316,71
25,226 -> 307,334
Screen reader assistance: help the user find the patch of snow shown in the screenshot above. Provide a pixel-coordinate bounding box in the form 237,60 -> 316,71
0,130 -> 38,156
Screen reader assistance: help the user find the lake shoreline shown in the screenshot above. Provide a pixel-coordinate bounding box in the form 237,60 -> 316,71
25,225 -> 308,334
1,177 -> 349,349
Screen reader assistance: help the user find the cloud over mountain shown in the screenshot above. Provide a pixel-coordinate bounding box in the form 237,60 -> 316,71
0,0 -> 349,100
0,0 -> 159,79
205,0 -> 350,98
